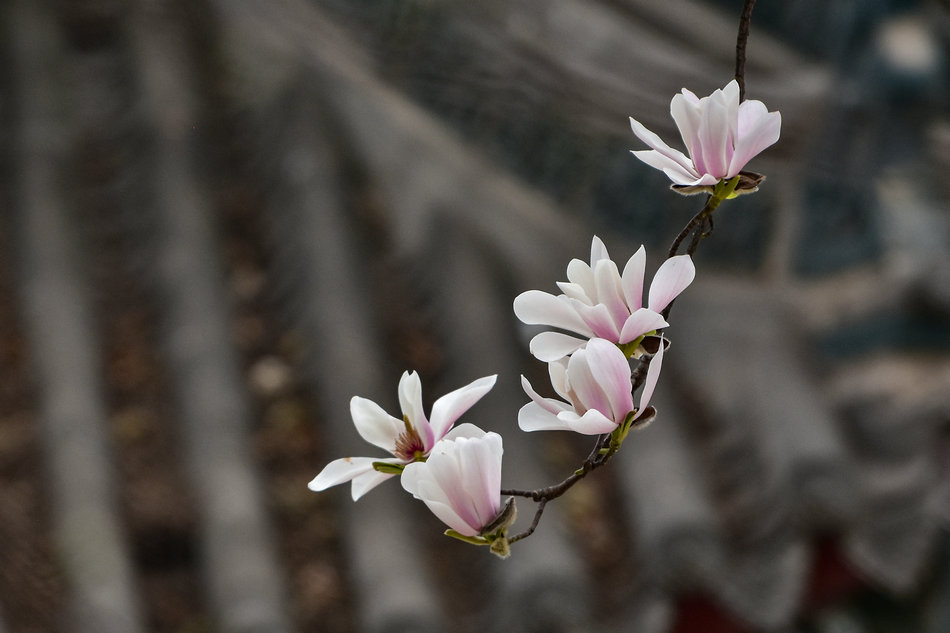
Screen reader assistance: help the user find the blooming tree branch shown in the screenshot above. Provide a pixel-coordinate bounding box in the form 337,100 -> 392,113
307,3 -> 780,559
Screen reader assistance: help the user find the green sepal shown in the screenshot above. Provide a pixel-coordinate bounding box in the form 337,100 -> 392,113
371,461 -> 406,475
444,529 -> 489,546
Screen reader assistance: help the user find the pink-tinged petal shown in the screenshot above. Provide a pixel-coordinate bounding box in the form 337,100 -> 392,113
518,402 -> 575,432
630,149 -> 701,186
573,301 -> 621,340
695,86 -> 732,178
565,348 -> 612,418
728,109 -> 781,175
427,374 -> 496,443
402,463 -> 474,535
584,339 -> 634,419
620,245 -> 647,312
456,433 -> 503,529
308,456 -> 398,500
632,342 -> 664,421
590,235 -> 610,265
647,255 -> 696,313
349,396 -> 402,452
520,375 -> 572,417
629,116 -> 698,176
558,409 -> 622,435
529,331 -> 587,362
619,308 -> 669,344
514,290 -> 591,334
593,259 -> 628,331
565,258 -> 595,293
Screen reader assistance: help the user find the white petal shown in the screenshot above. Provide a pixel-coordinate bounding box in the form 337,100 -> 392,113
519,402 -> 574,432
629,116 -> 697,176
633,342 -> 664,421
671,92 -> 703,160
558,409 -> 621,435
695,85 -> 733,178
590,235 -> 610,264
620,245 -> 647,312
630,149 -> 701,185
529,331 -> 587,362
565,258 -> 595,295
520,374 -> 572,416
444,422 -> 487,441
398,371 -> 427,429
555,281 -> 592,303
350,396 -> 402,452
514,290 -> 590,334
402,462 -> 476,535
428,374 -> 496,443
308,456 -> 397,500
573,301 -> 621,340
648,255 -> 696,313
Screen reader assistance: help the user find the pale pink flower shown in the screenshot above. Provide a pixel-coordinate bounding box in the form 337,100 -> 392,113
629,79 -> 781,189
519,337 -> 663,435
401,430 -> 504,537
513,236 -> 694,361
308,371 -> 496,500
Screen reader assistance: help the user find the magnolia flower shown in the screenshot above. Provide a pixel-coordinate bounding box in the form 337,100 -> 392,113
513,236 -> 694,361
308,371 -> 496,500
519,337 -> 662,435
629,79 -> 781,193
401,430 -> 505,538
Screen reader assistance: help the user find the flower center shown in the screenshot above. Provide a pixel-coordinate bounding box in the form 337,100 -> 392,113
393,416 -> 426,462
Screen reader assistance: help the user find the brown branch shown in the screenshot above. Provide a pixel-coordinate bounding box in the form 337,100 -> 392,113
734,0 -> 757,102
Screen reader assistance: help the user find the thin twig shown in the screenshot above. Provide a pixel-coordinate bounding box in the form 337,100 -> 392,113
734,0 -> 757,101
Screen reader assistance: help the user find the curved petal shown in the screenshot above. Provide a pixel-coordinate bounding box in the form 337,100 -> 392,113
619,308 -> 669,344
573,301 -> 621,340
671,91 -> 703,159
590,235 -> 610,264
402,462 -> 476,535
629,116 -> 697,176
593,258 -> 628,332
648,255 -> 696,313
630,149 -> 701,185
456,433 -> 503,530
555,281 -> 592,303
428,374 -> 496,443
350,396 -> 402,452
558,408 -> 621,434
729,108 -> 781,176
514,290 -> 591,335
620,245 -> 647,312
565,348 -> 611,418
518,401 -> 574,432
633,342 -> 664,421
397,371 -> 431,445
584,338 -> 634,420
520,375 -> 572,416
529,331 -> 587,362
308,456 -> 398,500
695,85 -> 733,178
444,422 -> 488,441
565,258 -> 595,293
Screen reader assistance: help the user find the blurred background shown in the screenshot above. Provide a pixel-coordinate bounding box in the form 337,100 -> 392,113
1,0 -> 949,632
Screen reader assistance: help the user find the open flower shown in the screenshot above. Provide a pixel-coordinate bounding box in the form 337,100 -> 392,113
519,337 -> 662,435
401,430 -> 505,538
513,236 -> 693,361
308,371 -> 496,500
629,79 -> 780,193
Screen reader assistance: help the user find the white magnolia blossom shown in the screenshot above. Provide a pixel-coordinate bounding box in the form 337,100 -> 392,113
513,236 -> 694,361
308,371 -> 496,500
519,337 -> 663,435
401,430 -> 504,537
629,79 -> 781,187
